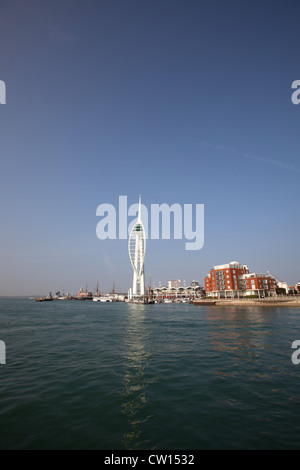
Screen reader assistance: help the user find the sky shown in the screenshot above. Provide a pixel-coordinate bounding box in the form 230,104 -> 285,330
0,0 -> 300,295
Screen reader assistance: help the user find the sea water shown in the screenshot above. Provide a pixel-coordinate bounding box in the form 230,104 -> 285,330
0,298 -> 300,450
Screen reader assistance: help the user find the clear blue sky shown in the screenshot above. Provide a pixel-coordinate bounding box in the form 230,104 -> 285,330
0,0 -> 299,295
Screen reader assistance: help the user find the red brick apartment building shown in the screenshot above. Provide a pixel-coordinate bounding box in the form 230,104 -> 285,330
205,261 -> 276,298
241,273 -> 277,296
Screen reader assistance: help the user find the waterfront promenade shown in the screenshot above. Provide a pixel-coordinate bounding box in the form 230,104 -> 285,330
194,297 -> 300,307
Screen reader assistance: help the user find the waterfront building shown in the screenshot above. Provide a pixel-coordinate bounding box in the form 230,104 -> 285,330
239,273 -> 277,297
190,280 -> 200,288
266,272 -> 290,294
276,281 -> 290,294
128,196 -> 146,299
205,261 -> 250,298
168,280 -> 181,289
154,284 -> 204,301
205,261 -> 276,298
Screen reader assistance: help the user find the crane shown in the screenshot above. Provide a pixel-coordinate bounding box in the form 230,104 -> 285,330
267,271 -> 282,283
267,271 -> 289,294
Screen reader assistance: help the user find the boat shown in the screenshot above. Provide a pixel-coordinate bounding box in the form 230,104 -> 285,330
93,296 -> 113,303
194,300 -> 216,306
36,293 -> 53,302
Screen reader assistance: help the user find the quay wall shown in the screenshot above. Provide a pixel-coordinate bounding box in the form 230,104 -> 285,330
194,297 -> 300,307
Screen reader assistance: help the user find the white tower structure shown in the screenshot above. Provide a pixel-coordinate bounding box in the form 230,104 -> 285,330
129,196 -> 146,298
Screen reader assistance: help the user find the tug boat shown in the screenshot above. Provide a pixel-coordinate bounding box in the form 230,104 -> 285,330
36,293 -> 53,302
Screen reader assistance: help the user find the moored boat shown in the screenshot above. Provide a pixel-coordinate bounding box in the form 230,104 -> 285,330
93,296 -> 113,303
194,300 -> 216,306
36,293 -> 53,302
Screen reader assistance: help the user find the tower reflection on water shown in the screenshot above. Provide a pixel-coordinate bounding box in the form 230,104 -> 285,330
121,305 -> 156,450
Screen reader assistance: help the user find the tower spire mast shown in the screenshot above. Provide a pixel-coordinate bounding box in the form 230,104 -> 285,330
138,194 -> 142,222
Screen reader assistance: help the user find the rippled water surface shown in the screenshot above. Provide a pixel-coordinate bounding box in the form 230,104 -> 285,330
0,298 -> 300,449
